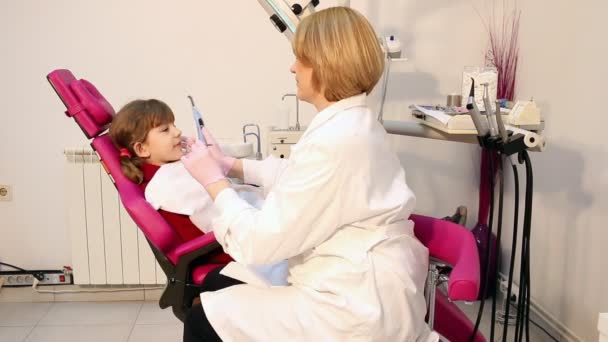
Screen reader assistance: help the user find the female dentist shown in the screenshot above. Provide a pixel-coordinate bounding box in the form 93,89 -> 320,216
181,6 -> 438,342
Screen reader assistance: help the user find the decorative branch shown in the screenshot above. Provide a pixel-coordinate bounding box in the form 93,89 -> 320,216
478,0 -> 521,101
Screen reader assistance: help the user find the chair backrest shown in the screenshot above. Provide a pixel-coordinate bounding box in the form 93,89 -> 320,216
48,69 -> 183,263
411,214 -> 480,301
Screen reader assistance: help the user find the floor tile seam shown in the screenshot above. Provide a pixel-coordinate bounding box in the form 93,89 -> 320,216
32,302 -> 54,329
32,323 -> 136,327
126,302 -> 145,341
0,325 -> 36,342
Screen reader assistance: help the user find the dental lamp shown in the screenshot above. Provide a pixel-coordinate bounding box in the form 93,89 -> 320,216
256,0 -> 320,40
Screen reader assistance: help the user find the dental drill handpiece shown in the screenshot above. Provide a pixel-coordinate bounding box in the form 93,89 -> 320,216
466,78 -> 489,137
494,100 -> 509,143
494,100 -> 518,165
482,83 -> 499,137
188,95 -> 207,145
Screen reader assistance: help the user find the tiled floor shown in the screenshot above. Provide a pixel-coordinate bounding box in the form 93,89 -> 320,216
0,302 -> 182,342
0,299 -> 559,342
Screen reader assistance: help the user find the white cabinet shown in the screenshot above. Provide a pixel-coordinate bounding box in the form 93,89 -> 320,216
267,129 -> 305,159
600,313 -> 608,342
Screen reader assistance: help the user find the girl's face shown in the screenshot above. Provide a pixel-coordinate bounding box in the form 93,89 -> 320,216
290,58 -> 317,103
135,122 -> 183,166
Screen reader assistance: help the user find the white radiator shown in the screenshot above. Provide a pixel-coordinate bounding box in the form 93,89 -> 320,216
64,147 -> 167,285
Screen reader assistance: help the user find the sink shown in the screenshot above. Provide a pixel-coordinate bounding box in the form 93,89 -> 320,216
217,139 -> 254,159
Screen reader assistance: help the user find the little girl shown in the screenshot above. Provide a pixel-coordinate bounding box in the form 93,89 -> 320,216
108,99 -> 286,290
109,98 -> 207,242
109,98 -> 264,240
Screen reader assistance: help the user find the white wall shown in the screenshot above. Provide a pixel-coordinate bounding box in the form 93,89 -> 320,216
500,1 -> 608,340
1,0 -> 606,340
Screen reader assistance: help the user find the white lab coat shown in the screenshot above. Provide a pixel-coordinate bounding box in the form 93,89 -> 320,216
202,94 -> 439,342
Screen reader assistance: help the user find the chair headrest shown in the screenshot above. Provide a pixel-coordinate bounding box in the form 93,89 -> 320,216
49,69 -> 183,256
47,69 -> 115,138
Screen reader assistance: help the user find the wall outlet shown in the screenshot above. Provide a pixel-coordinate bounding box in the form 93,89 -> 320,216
0,270 -> 73,287
0,184 -> 11,201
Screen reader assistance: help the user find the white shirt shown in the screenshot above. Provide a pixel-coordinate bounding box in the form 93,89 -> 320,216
144,162 -> 265,233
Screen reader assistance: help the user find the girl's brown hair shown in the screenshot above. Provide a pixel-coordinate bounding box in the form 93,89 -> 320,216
109,99 -> 174,184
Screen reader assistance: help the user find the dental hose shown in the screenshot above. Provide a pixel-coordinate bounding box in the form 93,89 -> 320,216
515,151 -> 533,342
470,149 -> 496,342
490,157 -> 505,341
466,143 -> 534,341
502,161 -> 520,342
525,152 -> 534,341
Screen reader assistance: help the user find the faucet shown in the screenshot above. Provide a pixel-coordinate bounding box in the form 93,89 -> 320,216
282,93 -> 300,131
244,133 -> 262,160
243,124 -> 262,160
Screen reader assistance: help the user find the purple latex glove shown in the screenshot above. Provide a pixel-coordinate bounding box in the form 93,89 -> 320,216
181,140 -> 226,187
200,127 -> 236,176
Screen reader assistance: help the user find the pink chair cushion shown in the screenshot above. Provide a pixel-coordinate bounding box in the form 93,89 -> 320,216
434,289 -> 486,342
192,264 -> 224,285
70,79 -> 114,125
167,233 -> 221,264
411,214 -> 480,301
47,69 -> 114,138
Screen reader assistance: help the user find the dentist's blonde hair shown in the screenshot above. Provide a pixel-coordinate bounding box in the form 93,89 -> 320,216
292,7 -> 384,102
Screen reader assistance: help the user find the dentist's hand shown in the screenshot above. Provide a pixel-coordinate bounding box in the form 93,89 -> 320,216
180,136 -> 196,154
181,140 -> 226,188
199,127 -> 236,176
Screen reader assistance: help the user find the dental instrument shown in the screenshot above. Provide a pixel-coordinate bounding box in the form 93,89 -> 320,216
466,78 -> 490,137
482,83 -> 499,137
495,100 -> 510,143
188,95 -> 207,145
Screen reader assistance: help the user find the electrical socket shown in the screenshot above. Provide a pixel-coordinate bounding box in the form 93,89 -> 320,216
0,270 -> 72,287
0,184 -> 12,201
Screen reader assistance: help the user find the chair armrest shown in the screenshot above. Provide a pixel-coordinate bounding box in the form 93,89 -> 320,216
411,214 -> 481,301
446,236 -> 480,301
167,233 -> 221,264
162,234 -> 223,321
172,232 -> 223,285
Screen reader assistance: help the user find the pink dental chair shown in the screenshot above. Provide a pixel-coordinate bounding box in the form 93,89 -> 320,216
48,69 -> 226,321
48,69 -> 484,341
412,214 -> 486,342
